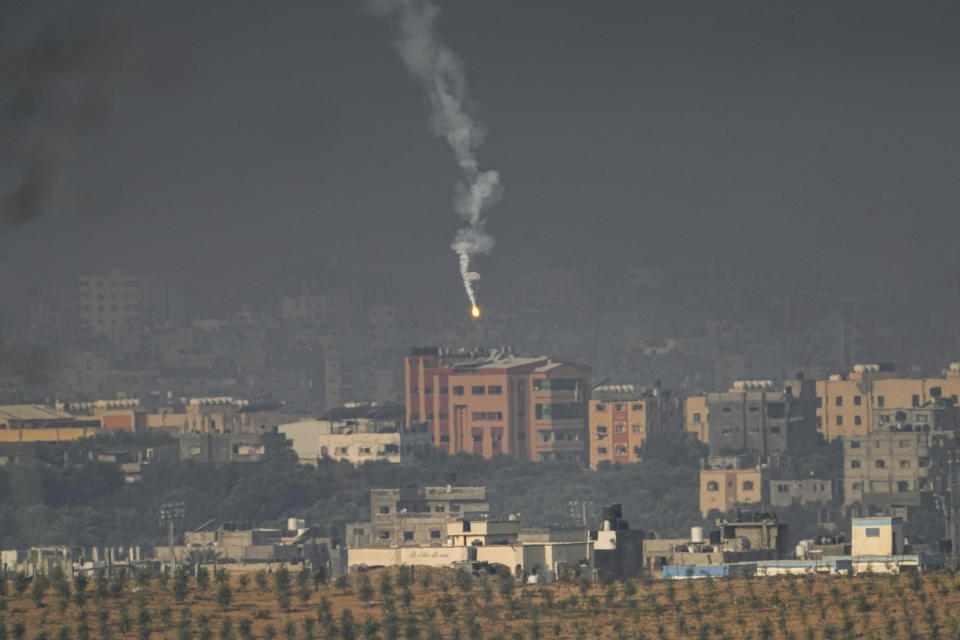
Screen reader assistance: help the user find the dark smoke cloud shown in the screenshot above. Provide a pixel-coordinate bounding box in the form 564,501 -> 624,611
0,14 -> 125,232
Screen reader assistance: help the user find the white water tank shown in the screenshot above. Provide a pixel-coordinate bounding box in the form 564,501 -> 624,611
691,526 -> 704,543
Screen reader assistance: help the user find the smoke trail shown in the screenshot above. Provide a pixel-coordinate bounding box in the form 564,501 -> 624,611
0,15 -> 125,232
369,0 -> 502,308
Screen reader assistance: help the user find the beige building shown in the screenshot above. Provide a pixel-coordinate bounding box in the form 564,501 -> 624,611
851,516 -> 904,556
816,362 -> 960,441
588,385 -> 683,469
684,395 -> 708,443
0,405 -> 99,443
842,427 -> 953,511
699,456 -> 767,517
78,268 -> 172,337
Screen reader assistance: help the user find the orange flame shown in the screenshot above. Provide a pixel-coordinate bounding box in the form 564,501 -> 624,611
471,305 -> 481,318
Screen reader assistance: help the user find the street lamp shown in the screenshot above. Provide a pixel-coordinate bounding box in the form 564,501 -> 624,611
159,502 -> 185,574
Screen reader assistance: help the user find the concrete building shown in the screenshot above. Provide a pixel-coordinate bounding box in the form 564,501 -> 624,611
851,516 -> 905,556
0,405 -> 99,443
699,455 -> 768,517
405,347 -> 592,464
816,362 -> 960,441
587,384 -> 683,469
346,486 -> 490,548
705,378 -> 817,457
842,427 -> 956,514
684,395 -> 709,443
179,430 -> 290,464
78,268 -> 173,337
768,478 -> 837,507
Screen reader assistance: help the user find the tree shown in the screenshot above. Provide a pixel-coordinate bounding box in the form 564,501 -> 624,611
455,570 -> 472,592
238,619 -> 253,640
219,618 -> 234,640
284,621 -> 297,640
255,571 -> 268,592
379,573 -> 393,600
497,573 -> 514,601
73,573 -> 88,608
216,582 -> 233,611
340,610 -> 356,640
357,575 -> 374,604
31,574 -> 49,608
274,566 -> 292,611
172,571 -> 188,603
14,573 -> 29,598
196,567 -> 211,592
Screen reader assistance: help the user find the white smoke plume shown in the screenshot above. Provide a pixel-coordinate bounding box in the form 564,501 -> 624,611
369,0 -> 502,309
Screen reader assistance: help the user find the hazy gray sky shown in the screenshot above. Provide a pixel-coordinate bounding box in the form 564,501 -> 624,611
2,1 -> 958,303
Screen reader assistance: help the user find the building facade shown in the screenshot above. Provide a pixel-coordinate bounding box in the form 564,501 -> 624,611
705,379 -> 817,457
588,385 -> 683,469
405,347 -> 592,464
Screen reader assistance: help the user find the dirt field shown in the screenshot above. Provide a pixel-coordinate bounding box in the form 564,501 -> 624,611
2,566 -> 959,639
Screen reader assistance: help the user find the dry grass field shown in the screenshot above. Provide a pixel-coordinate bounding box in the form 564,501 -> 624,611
2,566 -> 959,640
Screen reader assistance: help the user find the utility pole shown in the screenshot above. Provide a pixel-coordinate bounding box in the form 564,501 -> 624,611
160,502 -> 185,574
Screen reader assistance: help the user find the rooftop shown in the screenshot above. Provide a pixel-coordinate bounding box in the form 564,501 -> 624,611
0,405 -> 74,422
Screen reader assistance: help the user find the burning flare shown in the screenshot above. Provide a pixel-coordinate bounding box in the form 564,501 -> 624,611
471,305 -> 481,318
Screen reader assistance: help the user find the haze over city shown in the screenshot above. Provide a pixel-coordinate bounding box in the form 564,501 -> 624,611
2,2 -> 960,638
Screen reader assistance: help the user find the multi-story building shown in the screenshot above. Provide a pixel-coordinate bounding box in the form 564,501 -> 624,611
699,455 -> 769,517
816,362 -> 960,441
705,379 -> 817,457
768,478 -> 837,507
78,268 -> 173,337
0,405 -> 100,444
405,347 -> 591,464
345,486 -> 490,548
685,395 -> 709,443
587,384 -> 683,469
842,427 -> 957,515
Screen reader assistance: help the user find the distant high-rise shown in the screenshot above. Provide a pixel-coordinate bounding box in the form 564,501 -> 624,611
405,347 -> 592,464
78,268 -> 172,337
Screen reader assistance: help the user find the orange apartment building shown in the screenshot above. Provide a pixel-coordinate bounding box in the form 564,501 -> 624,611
816,363 -> 960,440
405,347 -> 591,464
588,384 -> 683,469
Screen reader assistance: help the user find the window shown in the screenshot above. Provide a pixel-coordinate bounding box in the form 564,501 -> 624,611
614,445 -> 627,456
471,386 -> 485,395
488,385 -> 502,394
722,427 -> 733,435
742,481 -> 754,491
595,425 -> 608,434
852,482 -> 862,490
535,403 -> 584,420
358,447 -> 371,455
817,417 -> 822,427
335,446 -> 348,455
836,416 -> 843,426
434,505 -> 445,512
597,447 -> 608,455
900,460 -> 911,469
854,396 -> 862,406
410,388 -> 419,395
439,412 -> 449,420
748,406 -> 759,413
632,403 -> 644,411
189,446 -> 202,455
692,412 -> 702,423
749,426 -> 759,434
850,440 -> 861,448
777,484 -> 788,492
430,529 -> 441,539
403,531 -> 414,541
425,413 -> 434,420
424,387 -> 433,395
453,386 -> 465,396
450,504 -> 460,512
722,407 -> 732,413
472,434 -> 482,443
850,460 -> 861,468
875,459 -> 885,469
378,531 -> 391,539
854,415 -> 862,426
440,386 -> 449,395
864,527 -> 881,537
915,414 -> 928,423
595,403 -> 606,411
409,414 -> 419,422
836,396 -> 843,407
632,424 -> 643,433
877,395 -> 885,407
439,435 -> 449,443
816,396 -> 823,408
898,481 -> 910,492
614,423 -> 626,433
770,427 -> 781,434
912,394 -> 920,407
706,481 -> 719,491
534,379 -> 579,391
472,411 -> 503,420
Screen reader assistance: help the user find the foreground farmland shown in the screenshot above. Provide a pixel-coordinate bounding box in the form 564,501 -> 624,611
1,566 -> 958,639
